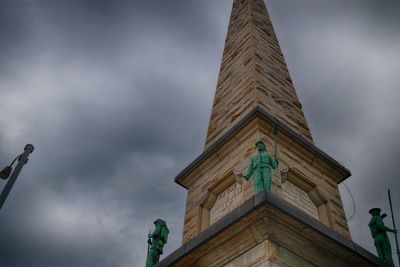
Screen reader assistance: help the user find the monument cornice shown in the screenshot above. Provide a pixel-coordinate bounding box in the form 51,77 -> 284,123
175,107 -> 351,189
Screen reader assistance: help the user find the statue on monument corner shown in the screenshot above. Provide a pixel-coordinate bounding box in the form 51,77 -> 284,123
146,219 -> 169,267
241,140 -> 278,193
368,207 -> 397,266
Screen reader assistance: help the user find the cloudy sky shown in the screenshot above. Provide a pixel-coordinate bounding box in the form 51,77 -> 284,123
0,0 -> 399,266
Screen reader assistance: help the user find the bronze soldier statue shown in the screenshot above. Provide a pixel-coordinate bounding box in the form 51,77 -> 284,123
146,219 -> 169,267
368,207 -> 397,266
243,140 -> 278,193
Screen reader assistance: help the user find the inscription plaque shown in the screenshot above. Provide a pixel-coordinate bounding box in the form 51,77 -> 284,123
282,181 -> 319,220
209,183 -> 243,225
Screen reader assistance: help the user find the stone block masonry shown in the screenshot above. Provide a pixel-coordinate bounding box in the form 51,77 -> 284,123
205,0 -> 313,149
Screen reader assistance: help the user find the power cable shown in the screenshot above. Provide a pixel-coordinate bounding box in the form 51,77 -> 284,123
343,182 -> 356,221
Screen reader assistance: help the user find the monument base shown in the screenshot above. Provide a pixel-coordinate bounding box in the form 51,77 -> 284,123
157,191 -> 389,267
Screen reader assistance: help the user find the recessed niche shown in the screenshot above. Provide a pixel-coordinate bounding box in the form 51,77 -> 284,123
199,170 -> 243,231
281,167 -> 332,226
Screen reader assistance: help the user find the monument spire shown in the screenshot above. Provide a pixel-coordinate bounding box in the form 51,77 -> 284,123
205,0 -> 312,148
151,1 -> 385,266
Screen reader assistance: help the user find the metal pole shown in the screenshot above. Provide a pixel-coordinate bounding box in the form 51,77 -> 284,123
388,189 -> 400,267
272,123 -> 278,195
0,144 -> 34,210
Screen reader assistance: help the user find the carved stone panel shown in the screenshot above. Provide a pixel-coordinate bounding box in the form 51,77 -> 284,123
209,182 -> 243,225
282,181 -> 319,220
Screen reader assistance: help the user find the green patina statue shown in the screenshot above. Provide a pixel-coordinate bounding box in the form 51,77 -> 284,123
244,140 -> 278,193
368,207 -> 397,266
146,219 -> 169,267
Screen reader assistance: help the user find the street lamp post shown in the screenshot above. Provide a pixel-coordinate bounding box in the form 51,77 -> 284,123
0,144 -> 34,210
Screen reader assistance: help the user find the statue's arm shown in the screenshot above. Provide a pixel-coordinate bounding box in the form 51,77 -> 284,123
385,226 -> 397,233
245,158 -> 253,180
375,219 -> 396,233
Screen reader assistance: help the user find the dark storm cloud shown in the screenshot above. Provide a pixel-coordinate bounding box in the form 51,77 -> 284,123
0,0 -> 223,63
267,0 -> 400,259
0,0 -> 399,266
0,1 -> 231,266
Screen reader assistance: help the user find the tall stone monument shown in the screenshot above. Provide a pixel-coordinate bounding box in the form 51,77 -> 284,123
157,0 -> 390,266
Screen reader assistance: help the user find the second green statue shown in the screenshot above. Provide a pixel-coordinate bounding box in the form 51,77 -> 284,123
244,140 -> 278,193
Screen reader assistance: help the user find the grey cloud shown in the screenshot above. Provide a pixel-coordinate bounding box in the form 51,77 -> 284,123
0,1 -> 229,266
268,0 -> 400,261
0,0 -> 399,266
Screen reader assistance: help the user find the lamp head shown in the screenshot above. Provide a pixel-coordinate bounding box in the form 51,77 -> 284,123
0,166 -> 12,180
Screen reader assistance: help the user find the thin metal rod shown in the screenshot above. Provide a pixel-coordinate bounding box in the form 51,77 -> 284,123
388,189 -> 400,267
146,230 -> 151,266
273,124 -> 278,195
0,144 -> 34,210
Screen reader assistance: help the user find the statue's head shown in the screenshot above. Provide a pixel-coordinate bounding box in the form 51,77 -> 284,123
153,218 -> 169,243
255,140 -> 266,151
369,207 -> 381,217
154,218 -> 167,227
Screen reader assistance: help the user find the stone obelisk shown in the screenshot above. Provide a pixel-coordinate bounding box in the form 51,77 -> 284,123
157,1 -> 390,266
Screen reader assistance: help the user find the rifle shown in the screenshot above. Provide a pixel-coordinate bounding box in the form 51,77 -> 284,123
146,230 -> 151,266
272,123 -> 278,194
388,189 -> 400,267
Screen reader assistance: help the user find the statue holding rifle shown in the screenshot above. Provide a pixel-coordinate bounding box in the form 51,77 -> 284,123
242,140 -> 278,193
368,208 -> 397,266
146,219 -> 169,267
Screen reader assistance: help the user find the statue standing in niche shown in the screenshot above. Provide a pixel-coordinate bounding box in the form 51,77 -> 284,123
146,219 -> 169,267
243,140 -> 278,193
368,207 -> 397,266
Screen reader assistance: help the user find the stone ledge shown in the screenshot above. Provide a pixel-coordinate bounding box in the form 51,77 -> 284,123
156,190 -> 388,267
175,107 -> 351,189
